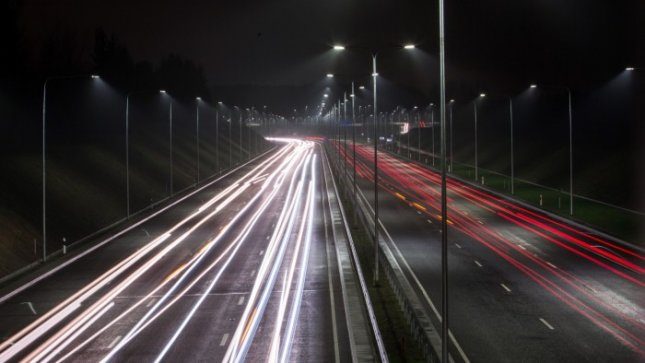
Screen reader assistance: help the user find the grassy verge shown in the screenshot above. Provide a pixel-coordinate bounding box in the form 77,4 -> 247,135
403,148 -> 642,243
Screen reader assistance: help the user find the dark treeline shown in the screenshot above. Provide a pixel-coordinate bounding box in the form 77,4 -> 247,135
1,0 -> 211,151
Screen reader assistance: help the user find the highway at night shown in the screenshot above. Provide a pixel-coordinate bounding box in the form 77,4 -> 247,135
333,141 -> 644,362
0,140 -> 381,362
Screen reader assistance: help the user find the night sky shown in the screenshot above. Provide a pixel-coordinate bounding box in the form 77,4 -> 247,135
19,0 -> 645,91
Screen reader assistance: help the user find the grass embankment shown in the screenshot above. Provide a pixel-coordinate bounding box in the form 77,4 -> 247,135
399,135 -> 643,244
0,130 -> 269,279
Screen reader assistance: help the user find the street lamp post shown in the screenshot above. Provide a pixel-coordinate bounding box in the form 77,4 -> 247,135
372,54 -> 379,285
430,103 -> 436,165
351,82 -> 357,213
473,94 -> 485,182
438,0 -> 449,359
42,74 -> 98,261
216,109 -> 220,173
449,99 -> 454,172
531,85 -> 574,215
160,92 -> 173,195
509,97 -> 514,194
333,44 -> 415,286
195,97 -> 201,183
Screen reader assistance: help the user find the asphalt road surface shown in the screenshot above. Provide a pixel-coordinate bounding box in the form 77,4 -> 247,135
333,141 -> 644,363
0,140 -> 375,362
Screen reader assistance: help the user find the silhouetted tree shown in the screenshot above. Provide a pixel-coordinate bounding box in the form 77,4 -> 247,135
92,28 -> 134,92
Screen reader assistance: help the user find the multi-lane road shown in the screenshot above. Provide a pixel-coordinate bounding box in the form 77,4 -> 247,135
0,139 -> 380,362
334,141 -> 644,362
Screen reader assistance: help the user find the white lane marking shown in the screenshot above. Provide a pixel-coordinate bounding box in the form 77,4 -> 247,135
455,243 -> 462,249
107,335 -> 121,349
356,192 -> 471,362
477,220 -> 484,224
21,302 -> 37,315
238,296 -> 245,305
146,299 -> 156,308
539,318 -> 555,330
546,262 -> 557,269
501,283 -> 512,293
266,235 -> 271,240
416,211 -> 422,215
518,245 -> 527,250
474,260 -> 483,268
250,270 -> 256,276
426,219 -> 433,224
259,250 -> 264,256
220,333 -> 230,346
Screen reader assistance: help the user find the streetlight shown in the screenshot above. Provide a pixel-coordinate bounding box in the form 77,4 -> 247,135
449,99 -> 455,172
403,44 -> 416,49
195,97 -> 202,183
125,89 -> 158,218
326,73 -> 334,78
428,103 -> 436,165
472,93 -> 486,182
159,90 -> 173,195
529,84 -> 574,215
332,43 -> 415,286
42,74 -> 99,261
625,67 -> 635,71
333,45 -> 345,50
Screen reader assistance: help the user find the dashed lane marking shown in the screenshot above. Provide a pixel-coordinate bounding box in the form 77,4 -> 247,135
238,296 -> 245,305
107,336 -> 121,349
539,318 -> 555,330
474,260 -> 483,268
501,283 -> 512,293
220,333 -> 230,346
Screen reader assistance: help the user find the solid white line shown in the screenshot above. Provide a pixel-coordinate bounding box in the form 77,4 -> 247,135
546,262 -> 557,269
500,283 -> 512,293
220,333 -> 230,346
237,296 -> 245,306
323,186 -> 341,363
474,260 -> 483,268
355,177 -> 470,363
107,336 -> 121,349
539,318 -> 555,330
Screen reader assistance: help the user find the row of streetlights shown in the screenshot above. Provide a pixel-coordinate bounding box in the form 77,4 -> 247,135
41,76 -> 268,262
322,38 -> 634,361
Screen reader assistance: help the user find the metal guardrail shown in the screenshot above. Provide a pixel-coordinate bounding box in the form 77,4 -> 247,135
325,142 -> 446,363
321,144 -> 389,362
